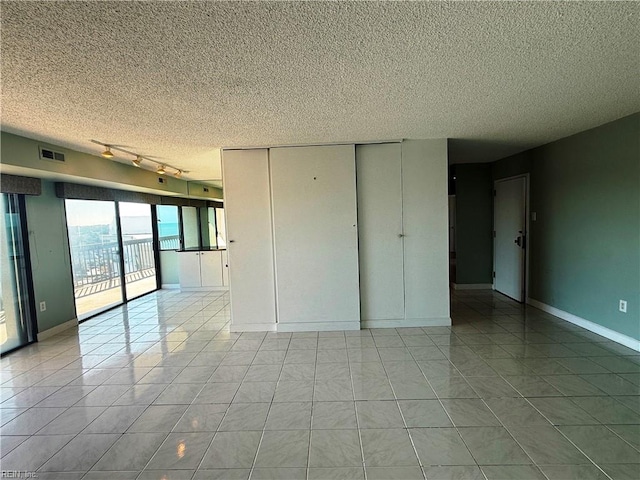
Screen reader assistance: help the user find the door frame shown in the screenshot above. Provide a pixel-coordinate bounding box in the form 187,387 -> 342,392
493,173 -> 530,302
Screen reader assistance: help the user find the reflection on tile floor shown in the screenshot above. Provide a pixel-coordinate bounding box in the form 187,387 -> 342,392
1,289 -> 639,480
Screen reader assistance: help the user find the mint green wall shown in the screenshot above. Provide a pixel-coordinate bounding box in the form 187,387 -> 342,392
1,132 -> 222,200
454,113 -> 638,341
529,113 -> 639,340
455,164 -> 493,284
25,181 -> 77,332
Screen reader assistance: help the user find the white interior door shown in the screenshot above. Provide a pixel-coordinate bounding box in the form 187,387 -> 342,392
494,176 -> 526,302
356,143 -> 404,323
222,149 -> 276,329
270,145 -> 360,329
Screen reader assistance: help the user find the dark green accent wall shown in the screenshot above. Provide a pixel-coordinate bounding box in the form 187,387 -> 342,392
455,113 -> 639,341
455,163 -> 494,284
25,180 -> 77,332
493,150 -> 532,181
528,113 -> 639,340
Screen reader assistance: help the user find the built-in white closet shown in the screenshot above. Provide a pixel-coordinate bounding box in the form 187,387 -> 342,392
357,140 -> 451,328
270,145 -> 361,331
222,149 -> 276,331
222,139 -> 450,332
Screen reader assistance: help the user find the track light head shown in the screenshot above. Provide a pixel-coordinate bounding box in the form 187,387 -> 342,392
174,170 -> 182,178
132,156 -> 142,167
157,165 -> 166,175
101,146 -> 114,158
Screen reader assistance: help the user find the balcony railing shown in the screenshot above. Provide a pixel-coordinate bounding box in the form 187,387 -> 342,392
71,237 -> 158,286
159,234 -> 180,250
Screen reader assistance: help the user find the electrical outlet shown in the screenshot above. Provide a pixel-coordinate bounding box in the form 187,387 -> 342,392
39,301 -> 47,312
619,300 -> 627,313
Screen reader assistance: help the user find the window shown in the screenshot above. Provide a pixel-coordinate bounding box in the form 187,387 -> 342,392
157,205 -> 181,250
181,206 -> 200,249
65,199 -> 123,319
0,194 -> 36,353
215,207 -> 226,248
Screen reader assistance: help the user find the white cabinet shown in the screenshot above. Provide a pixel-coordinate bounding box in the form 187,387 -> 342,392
357,140 -> 450,328
270,145 -> 361,331
177,250 -> 228,290
177,251 -> 201,288
222,149 -> 276,331
200,251 -> 224,288
221,250 -> 229,287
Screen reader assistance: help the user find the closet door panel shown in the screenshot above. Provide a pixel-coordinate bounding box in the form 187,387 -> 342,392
401,139 -> 450,321
222,149 -> 276,329
270,145 -> 360,327
356,143 -> 405,323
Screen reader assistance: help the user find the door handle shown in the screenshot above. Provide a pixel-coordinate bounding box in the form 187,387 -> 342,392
229,240 -> 235,243
398,234 -> 405,238
514,236 -> 522,247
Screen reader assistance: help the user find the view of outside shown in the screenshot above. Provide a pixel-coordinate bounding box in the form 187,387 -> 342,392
66,199 -> 123,319
0,194 -> 33,353
157,205 -> 180,250
120,202 -> 156,300
66,200 -> 157,319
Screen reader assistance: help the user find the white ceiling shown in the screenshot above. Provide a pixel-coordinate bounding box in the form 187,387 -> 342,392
1,1 -> 638,181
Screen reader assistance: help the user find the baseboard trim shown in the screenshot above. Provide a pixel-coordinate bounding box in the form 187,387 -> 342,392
37,318 -> 78,341
179,286 -> 229,292
230,322 -> 277,332
277,321 -> 361,332
161,283 -> 180,289
527,298 -> 640,352
362,317 -> 452,329
451,283 -> 494,290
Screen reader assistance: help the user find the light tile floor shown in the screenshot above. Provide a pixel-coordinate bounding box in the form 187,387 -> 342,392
1,289 -> 639,480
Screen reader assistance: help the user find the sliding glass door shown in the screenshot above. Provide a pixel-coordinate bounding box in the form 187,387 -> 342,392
66,199 -> 160,320
1,194 -> 35,354
119,202 -> 157,300
66,200 -> 123,319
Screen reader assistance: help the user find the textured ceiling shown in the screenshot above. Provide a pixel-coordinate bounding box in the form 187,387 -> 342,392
1,1 -> 639,181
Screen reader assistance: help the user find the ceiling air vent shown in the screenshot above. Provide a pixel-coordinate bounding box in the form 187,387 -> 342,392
39,147 -> 65,162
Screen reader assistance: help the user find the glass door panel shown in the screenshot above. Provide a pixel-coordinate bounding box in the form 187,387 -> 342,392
1,194 -> 35,354
181,206 -> 200,249
119,202 -> 157,300
215,207 -> 226,248
66,199 -> 123,320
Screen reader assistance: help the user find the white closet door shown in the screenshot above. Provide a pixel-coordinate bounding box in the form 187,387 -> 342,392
222,149 -> 276,330
356,143 -> 405,325
270,145 -> 360,330
401,139 -> 450,323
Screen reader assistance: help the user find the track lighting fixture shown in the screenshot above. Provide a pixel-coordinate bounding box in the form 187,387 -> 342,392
91,139 -> 185,178
101,146 -> 114,158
